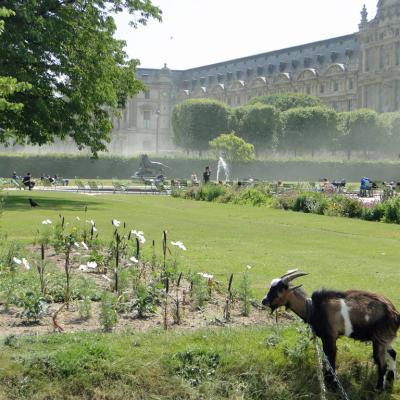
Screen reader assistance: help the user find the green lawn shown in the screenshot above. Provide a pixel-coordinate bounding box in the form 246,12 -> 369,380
2,190 -> 400,399
3,190 -> 400,302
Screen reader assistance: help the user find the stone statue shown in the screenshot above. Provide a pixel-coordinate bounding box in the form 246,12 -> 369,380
135,154 -> 170,177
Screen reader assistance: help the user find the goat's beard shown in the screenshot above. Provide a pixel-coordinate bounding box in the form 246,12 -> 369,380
269,305 -> 278,314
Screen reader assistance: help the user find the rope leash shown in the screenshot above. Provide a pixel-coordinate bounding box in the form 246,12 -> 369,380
309,327 -> 351,400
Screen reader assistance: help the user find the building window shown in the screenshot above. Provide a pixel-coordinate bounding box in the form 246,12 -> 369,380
236,96 -> 241,105
143,111 -> 150,129
320,84 -> 325,94
396,42 -> 400,66
306,85 -> 311,94
144,90 -> 150,99
347,99 -> 352,111
349,79 -> 354,90
333,81 -> 339,92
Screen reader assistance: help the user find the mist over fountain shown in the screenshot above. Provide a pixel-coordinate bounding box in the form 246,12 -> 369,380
216,156 -> 229,182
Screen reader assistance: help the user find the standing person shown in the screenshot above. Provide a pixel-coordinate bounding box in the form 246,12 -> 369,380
203,166 -> 211,184
191,172 -> 199,185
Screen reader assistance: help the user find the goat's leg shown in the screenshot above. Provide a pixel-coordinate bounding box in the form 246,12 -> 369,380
322,337 -> 337,387
373,341 -> 388,390
386,346 -> 397,384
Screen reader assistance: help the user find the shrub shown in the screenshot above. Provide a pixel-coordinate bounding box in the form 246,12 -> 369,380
362,202 -> 385,221
274,193 -> 298,210
292,192 -> 327,214
232,188 -> 272,206
333,195 -> 364,218
382,197 -> 400,224
195,184 -> 227,202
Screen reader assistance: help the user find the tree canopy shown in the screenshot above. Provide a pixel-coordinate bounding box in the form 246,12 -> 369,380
248,92 -> 322,111
233,103 -> 280,153
0,7 -> 31,117
337,109 -> 383,159
0,0 -> 161,155
280,106 -> 338,157
172,99 -> 230,154
209,132 -> 255,162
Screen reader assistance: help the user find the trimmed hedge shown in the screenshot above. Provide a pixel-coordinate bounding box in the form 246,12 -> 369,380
2,153 -> 400,181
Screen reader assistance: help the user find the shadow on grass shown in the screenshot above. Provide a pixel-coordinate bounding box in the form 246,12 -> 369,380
3,194 -> 103,212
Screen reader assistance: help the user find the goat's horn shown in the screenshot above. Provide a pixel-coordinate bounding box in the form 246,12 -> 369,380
282,272 -> 308,284
280,269 -> 299,279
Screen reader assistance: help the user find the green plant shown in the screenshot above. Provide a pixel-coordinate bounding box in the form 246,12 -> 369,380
0,241 -> 22,310
99,291 -> 118,332
16,291 -> 47,322
191,273 -> 209,308
238,267 -> 253,316
77,277 -> 93,320
173,350 -> 220,386
195,184 -> 227,202
131,281 -> 160,318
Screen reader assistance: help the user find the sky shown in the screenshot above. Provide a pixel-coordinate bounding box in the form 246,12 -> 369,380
113,0 -> 379,71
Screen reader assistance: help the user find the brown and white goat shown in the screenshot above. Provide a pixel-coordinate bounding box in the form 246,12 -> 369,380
262,270 -> 400,390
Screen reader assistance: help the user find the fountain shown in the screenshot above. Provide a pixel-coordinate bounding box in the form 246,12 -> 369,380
216,156 -> 229,182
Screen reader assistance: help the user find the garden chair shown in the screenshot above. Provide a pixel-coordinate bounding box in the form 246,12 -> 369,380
11,179 -> 23,190
88,180 -> 103,192
75,179 -> 87,192
112,180 -> 127,193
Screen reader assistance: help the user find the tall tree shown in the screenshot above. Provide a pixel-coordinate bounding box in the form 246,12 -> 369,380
209,132 -> 255,162
235,103 -> 281,154
248,92 -> 322,111
0,1 -> 161,155
172,99 -> 230,154
0,7 -> 30,116
379,112 -> 400,157
338,109 -> 384,159
280,106 -> 338,157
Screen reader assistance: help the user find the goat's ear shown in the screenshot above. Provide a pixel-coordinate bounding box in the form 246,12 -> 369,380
290,284 -> 303,291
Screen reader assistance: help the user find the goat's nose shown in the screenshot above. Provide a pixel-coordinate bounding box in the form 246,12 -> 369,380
261,297 -> 269,306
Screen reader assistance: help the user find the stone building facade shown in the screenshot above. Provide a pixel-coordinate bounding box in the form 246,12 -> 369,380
109,0 -> 399,155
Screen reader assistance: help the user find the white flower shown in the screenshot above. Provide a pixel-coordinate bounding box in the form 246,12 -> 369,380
22,258 -> 30,270
131,230 -> 146,244
13,257 -> 22,265
92,226 -> 98,232
74,242 -> 80,248
112,219 -> 121,227
79,264 -> 88,271
246,265 -> 252,270
76,216 -> 80,221
198,272 -> 213,280
42,219 -> 52,225
129,256 -> 139,263
102,274 -> 112,282
86,220 -> 95,226
87,261 -> 97,269
81,242 -> 89,250
171,241 -> 186,251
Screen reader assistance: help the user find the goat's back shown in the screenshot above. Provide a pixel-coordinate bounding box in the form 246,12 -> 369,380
311,289 -> 400,342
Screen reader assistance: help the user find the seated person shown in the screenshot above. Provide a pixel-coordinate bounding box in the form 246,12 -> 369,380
12,171 -> 19,180
22,172 -> 35,190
